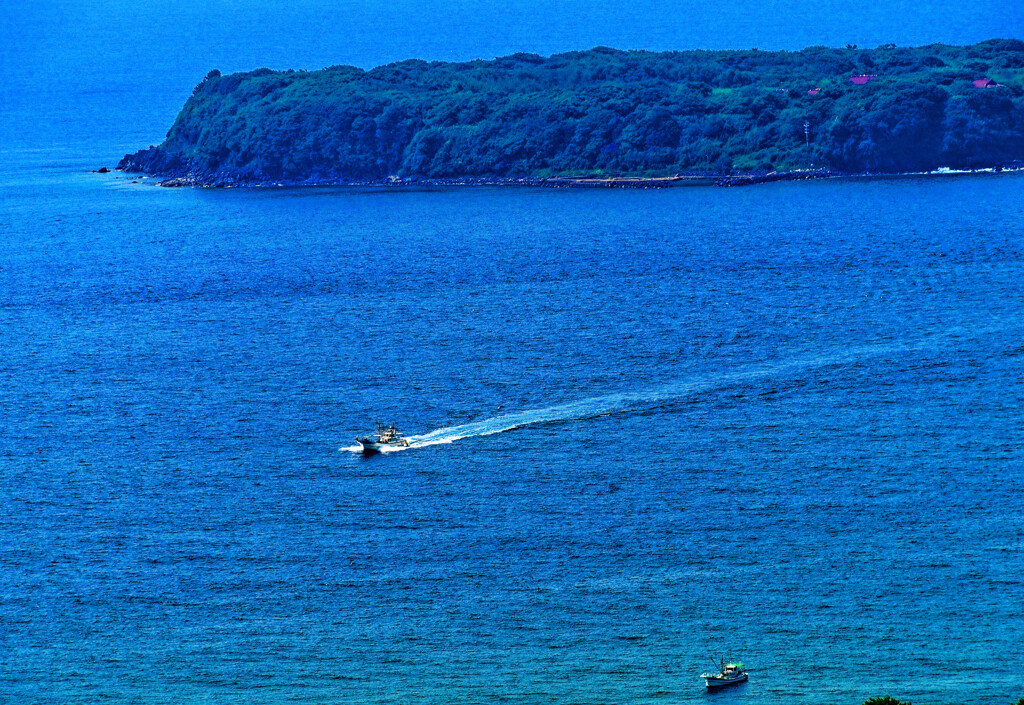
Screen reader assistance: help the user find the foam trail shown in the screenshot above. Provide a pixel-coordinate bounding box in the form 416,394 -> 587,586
407,392 -> 638,448
349,327 -> 1004,453
408,373 -> 740,448
406,338 -> 926,449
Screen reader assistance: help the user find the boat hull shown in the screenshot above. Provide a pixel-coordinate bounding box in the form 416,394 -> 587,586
704,673 -> 748,688
356,439 -> 409,453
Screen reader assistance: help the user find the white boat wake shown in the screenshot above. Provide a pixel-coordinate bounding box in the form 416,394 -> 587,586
343,336 -> 943,453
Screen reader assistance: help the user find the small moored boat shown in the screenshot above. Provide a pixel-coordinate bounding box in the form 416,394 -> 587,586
356,423 -> 410,453
702,656 -> 748,688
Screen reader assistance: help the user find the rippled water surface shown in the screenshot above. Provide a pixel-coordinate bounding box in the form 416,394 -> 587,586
2,166 -> 1024,705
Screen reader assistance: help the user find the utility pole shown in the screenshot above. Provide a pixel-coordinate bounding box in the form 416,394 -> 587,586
804,119 -> 812,169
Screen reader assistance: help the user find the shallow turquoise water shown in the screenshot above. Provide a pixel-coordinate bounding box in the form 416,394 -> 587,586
2,163 -> 1023,704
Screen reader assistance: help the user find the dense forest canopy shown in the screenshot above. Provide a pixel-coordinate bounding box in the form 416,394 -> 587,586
119,40 -> 1024,184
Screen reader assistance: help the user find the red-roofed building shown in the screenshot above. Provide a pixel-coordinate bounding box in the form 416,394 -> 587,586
850,74 -> 876,85
973,78 -> 1000,88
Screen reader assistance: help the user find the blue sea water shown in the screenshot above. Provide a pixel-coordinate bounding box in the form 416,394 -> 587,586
3,163 -> 1024,705
3,3 -> 1024,704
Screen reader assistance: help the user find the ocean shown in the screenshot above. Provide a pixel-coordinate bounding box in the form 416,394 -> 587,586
3,162 -> 1023,704
3,4 -> 1024,704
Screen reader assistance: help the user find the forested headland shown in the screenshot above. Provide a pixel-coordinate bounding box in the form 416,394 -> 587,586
118,40 -> 1024,186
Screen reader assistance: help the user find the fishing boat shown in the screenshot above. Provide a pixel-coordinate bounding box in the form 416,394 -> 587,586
355,423 -> 410,453
702,656 -> 748,688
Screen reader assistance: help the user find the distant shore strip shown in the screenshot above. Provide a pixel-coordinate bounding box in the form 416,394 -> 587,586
118,166 -> 1022,189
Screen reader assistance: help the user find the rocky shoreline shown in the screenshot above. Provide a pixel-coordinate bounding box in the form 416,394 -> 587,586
109,162 -> 1023,189
114,154 -> 847,189
115,146 -> 852,188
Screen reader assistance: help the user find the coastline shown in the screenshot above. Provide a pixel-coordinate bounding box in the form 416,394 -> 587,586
109,164 -> 1023,189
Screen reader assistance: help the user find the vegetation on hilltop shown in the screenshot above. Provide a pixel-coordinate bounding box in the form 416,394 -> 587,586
119,40 -> 1024,184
